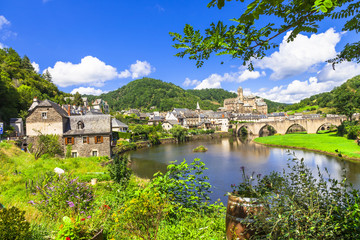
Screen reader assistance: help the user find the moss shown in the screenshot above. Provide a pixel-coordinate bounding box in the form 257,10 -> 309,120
193,145 -> 208,152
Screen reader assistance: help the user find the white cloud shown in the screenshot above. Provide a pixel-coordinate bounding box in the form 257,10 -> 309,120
317,61 -> 360,82
31,61 -> 40,73
45,56 -> 119,87
255,77 -> 340,103
0,42 -> 5,49
0,16 -> 10,30
183,77 -> 201,87
44,56 -> 155,87
71,87 -> 104,96
129,60 -> 154,79
256,28 -> 341,80
192,69 -> 263,89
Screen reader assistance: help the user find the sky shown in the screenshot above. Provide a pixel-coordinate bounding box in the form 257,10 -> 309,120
1,0 -> 360,103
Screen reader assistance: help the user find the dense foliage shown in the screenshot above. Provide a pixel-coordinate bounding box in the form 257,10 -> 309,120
242,154 -> 360,239
170,0 -> 360,69
0,48 -> 68,122
0,206 -> 31,240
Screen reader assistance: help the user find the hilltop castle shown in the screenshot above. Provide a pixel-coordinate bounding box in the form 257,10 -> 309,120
223,87 -> 267,114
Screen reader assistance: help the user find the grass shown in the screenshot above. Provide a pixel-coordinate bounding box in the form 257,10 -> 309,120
254,132 -> 360,160
0,141 -> 110,221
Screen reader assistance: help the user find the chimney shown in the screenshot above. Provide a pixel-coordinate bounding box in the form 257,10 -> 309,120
68,105 -> 71,116
33,97 -> 39,103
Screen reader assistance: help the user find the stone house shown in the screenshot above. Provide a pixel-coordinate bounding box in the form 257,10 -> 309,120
26,98 -> 112,158
162,120 -> 180,131
10,118 -> 24,137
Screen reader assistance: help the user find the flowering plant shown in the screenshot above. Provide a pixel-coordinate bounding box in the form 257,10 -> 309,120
29,172 -> 94,218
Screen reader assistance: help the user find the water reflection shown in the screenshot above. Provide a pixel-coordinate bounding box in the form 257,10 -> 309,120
128,137 -> 360,203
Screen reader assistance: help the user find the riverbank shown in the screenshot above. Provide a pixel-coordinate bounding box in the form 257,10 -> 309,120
253,132 -> 360,161
113,131 -> 231,154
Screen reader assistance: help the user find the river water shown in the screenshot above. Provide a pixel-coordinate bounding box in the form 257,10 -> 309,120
128,137 -> 360,203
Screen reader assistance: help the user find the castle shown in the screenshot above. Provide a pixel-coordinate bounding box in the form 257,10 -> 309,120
223,87 -> 267,114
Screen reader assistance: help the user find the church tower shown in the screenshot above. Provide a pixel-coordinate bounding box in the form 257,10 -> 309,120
237,87 -> 244,101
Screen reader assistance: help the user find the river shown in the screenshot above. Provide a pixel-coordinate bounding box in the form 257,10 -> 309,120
128,137 -> 360,203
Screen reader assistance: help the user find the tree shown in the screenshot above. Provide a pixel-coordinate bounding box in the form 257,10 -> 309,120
333,85 -> 359,120
170,0 -> 360,69
42,69 -> 52,82
72,92 -> 83,106
29,133 -> 63,159
170,125 -> 188,142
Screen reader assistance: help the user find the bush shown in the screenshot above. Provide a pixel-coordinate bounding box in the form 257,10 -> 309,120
245,153 -> 360,239
108,154 -> 132,187
0,206 -> 31,240
30,133 -> 63,159
151,158 -> 212,211
30,173 -> 94,217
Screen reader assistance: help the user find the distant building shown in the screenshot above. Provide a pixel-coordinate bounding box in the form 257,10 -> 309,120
10,118 -> 24,137
223,87 -> 267,114
92,99 -> 109,113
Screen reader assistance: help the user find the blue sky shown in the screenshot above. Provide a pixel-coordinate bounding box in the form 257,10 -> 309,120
1,0 -> 360,103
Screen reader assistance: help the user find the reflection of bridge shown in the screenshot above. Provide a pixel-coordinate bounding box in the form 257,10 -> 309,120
231,117 -> 345,136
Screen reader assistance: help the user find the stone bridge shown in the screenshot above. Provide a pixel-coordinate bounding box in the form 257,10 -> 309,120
231,117 -> 345,136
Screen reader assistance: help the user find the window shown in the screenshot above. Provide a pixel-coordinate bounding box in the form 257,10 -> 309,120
95,136 -> 103,144
83,136 -> 89,144
41,112 -> 47,119
65,137 -> 74,145
92,150 -> 98,157
77,121 -> 84,129
71,151 -> 78,158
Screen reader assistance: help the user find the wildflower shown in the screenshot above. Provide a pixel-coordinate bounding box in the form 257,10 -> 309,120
81,218 -> 85,221
28,200 -> 35,205
87,215 -> 91,219
59,224 -> 63,229
66,237 -> 71,240
66,201 -> 75,208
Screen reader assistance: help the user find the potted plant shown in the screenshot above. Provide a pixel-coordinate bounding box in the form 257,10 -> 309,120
226,167 -> 275,240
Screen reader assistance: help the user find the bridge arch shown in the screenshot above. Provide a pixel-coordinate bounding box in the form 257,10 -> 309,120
237,125 -> 253,136
286,123 -> 307,134
316,122 -> 336,133
259,124 -> 277,137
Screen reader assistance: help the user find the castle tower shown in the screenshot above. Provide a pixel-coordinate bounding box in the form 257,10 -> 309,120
237,87 -> 244,101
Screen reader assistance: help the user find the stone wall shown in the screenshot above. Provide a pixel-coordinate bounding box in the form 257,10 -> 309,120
65,135 -> 111,157
26,106 -> 67,136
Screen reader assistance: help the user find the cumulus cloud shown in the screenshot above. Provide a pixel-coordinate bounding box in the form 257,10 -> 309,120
183,77 -> 201,87
255,77 -> 341,103
0,16 -> 10,30
31,62 -> 40,73
44,56 -> 155,87
317,61 -> 360,82
192,69 -> 263,89
71,87 -> 104,96
256,28 -> 341,80
129,60 -> 154,79
45,56 -> 119,87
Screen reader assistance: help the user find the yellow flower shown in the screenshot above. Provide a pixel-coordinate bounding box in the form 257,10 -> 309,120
115,218 -> 119,223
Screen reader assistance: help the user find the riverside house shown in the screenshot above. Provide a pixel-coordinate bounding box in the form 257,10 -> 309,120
26,98 -> 112,157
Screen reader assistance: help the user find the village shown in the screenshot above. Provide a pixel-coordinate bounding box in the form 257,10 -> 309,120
3,86 -> 344,159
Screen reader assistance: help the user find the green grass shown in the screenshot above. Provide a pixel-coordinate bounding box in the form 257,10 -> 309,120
254,132 -> 360,159
0,141 -> 110,219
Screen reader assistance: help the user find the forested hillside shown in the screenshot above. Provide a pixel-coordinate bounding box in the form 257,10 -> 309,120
89,78 -> 235,111
283,75 -> 360,119
87,78 -> 288,112
0,48 -> 68,122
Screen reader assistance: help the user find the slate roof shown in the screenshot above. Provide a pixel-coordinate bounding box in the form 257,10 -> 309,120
64,114 -> 111,136
10,118 -> 22,123
164,120 -> 179,125
112,118 -> 128,128
29,99 -> 68,117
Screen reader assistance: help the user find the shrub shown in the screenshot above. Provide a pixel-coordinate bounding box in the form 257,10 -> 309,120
108,154 -> 132,187
245,153 -> 360,239
0,206 -> 31,240
30,133 -> 63,159
30,173 -> 94,217
151,158 -> 212,211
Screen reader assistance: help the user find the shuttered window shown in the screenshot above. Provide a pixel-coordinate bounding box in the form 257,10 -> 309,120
95,136 -> 103,144
65,137 -> 74,145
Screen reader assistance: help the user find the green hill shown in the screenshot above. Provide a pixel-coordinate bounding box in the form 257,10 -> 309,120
88,78 -> 238,112
88,78 -> 287,112
0,48 -> 68,122
283,75 -> 360,118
